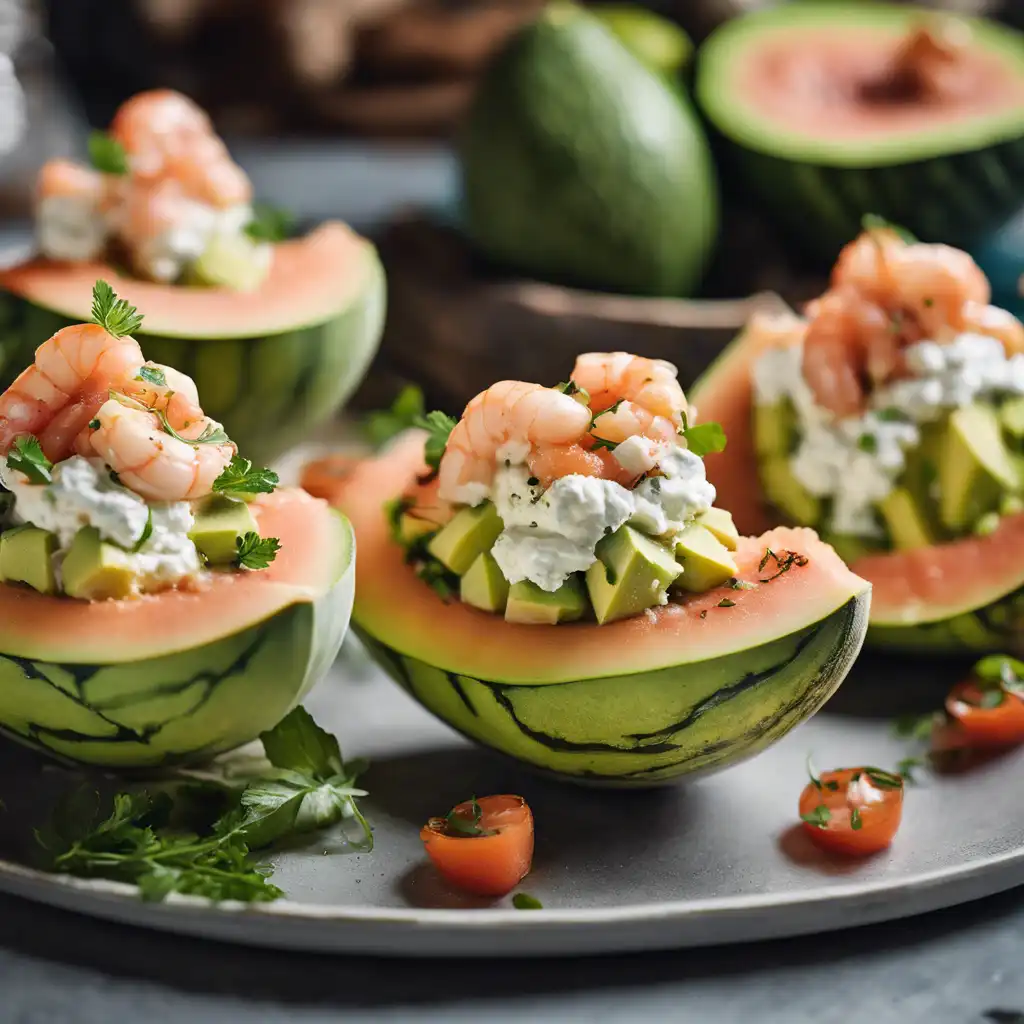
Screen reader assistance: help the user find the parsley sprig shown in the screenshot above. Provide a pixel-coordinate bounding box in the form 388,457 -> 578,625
42,707 -> 371,904
363,385 -> 426,449
6,435 -> 52,484
235,532 -> 280,570
213,455 -> 279,496
681,421 -> 727,458
439,797 -> 496,838
244,202 -> 295,243
91,280 -> 144,338
415,410 -> 458,473
88,131 -> 129,176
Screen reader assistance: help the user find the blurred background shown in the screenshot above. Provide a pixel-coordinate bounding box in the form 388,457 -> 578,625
2,0 -> 1023,411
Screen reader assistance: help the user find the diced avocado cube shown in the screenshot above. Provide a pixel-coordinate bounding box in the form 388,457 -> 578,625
189,231 -> 270,292
585,525 -> 681,625
428,501 -> 504,576
695,507 -> 739,551
505,576 -> 587,625
0,525 -> 58,595
62,527 -> 135,601
460,551 -> 510,614
190,495 -> 259,565
877,487 -> 934,552
1001,397 -> 1024,448
939,403 -> 1021,534
754,400 -> 795,459
760,455 -> 821,527
398,511 -> 437,546
673,524 -> 738,593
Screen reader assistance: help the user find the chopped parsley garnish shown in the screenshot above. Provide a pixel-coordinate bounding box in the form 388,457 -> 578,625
591,399 -> 623,428
895,756 -> 925,783
132,508 -> 153,553
591,438 -> 619,452
861,213 -> 917,245
759,548 -> 809,583
513,893 -> 544,910
87,131 -> 129,175
727,577 -> 756,591
384,496 -> 415,546
363,384 -> 425,449
717,597 -> 736,608
235,532 -> 280,570
41,706 -> 371,903
91,280 -> 144,338
699,609 -> 708,619
875,407 -> 909,423
244,202 -> 295,243
157,410 -> 231,447
681,421 -> 727,458
850,807 -> 863,831
416,559 -> 457,601
413,410 -> 458,473
88,418 -> 100,430
863,767 -> 904,790
857,433 -> 878,454
444,797 -> 496,838
7,435 -> 52,484
136,365 -> 167,388
213,455 -> 279,496
556,380 -> 590,404
800,804 -> 831,829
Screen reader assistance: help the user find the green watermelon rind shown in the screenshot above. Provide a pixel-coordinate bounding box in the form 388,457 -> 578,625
0,511 -> 354,768
695,3 -> 1024,257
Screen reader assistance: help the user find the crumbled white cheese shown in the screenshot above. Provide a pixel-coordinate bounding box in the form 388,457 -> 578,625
612,435 -> 659,476
1,456 -> 200,593
36,194 -> 108,263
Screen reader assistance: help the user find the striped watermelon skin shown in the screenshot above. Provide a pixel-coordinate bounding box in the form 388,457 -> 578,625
358,594 -> 867,786
0,256 -> 385,464
728,141 -> 1024,263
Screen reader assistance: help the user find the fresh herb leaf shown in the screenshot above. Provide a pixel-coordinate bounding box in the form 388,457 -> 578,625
893,711 -> 941,742
512,893 -> 543,910
132,508 -> 153,553
91,280 -> 144,338
136,365 -> 167,388
156,410 -> 231,447
861,213 -> 917,245
895,757 -> 925,783
973,655 -> 1024,691
212,455 -> 279,496
384,495 -> 415,546
850,806 -> 863,831
759,549 -> 810,583
591,438 -> 619,452
413,410 -> 458,473
363,385 -> 426,449
857,433 -> 878,454
758,548 -> 775,572
88,131 -> 129,175
244,202 -> 295,243
556,380 -> 590,404
444,797 -> 496,838
7,435 -> 52,484
681,421 -> 727,458
800,804 -> 831,829
235,532 -> 280,570
717,598 -> 736,608
260,706 -> 343,780
727,577 -> 756,591
875,407 -> 909,423
864,767 -> 904,790
979,688 -> 1006,709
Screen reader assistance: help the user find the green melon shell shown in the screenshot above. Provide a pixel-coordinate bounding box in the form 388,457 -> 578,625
357,593 -> 867,785
0,514 -> 355,769
696,4 -> 1024,260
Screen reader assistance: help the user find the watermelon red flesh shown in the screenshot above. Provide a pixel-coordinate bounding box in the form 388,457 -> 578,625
330,431 -> 869,685
690,327 -> 1024,626
0,222 -> 373,339
0,488 -> 353,663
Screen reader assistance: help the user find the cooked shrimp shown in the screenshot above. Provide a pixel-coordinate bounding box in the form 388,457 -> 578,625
36,160 -> 106,205
571,352 -> 687,422
35,160 -> 113,264
801,288 -> 901,418
962,301 -> 1024,355
833,229 -> 990,337
0,323 -> 144,457
121,363 -> 204,431
437,381 -> 592,503
87,397 -> 234,502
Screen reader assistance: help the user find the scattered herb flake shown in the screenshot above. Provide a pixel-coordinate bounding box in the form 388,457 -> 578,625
857,433 -> 878,454
727,577 -> 756,591
136,365 -> 167,388
513,893 -> 543,910
759,549 -> 809,583
88,418 -> 100,430
800,804 -> 831,829
850,807 -> 863,831
806,753 -> 823,790
555,380 -> 590,404
7,435 -> 52,484
235,532 -> 280,570
591,438 -> 619,452
91,280 -> 144,338
717,598 -> 736,608
244,202 -> 295,243
699,609 -> 708,620
875,407 -> 909,423
444,797 -> 496,838
132,508 -> 153,553
758,548 -> 775,572
864,767 -> 904,791
156,411 -> 231,447
87,131 -> 129,175
413,410 -> 458,473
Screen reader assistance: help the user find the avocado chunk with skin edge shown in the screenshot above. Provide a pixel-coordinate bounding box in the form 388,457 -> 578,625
505,576 -> 587,625
461,551 -> 510,614
428,501 -> 504,576
673,524 -> 738,593
0,524 -> 58,595
586,524 -> 681,625
190,495 -> 260,566
62,527 -> 136,601
939,403 -> 1021,534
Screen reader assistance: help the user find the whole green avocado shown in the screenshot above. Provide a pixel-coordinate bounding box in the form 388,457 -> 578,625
459,2 -> 718,297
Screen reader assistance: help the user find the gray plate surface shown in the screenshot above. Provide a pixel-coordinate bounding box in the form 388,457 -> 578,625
0,640 -> 1019,958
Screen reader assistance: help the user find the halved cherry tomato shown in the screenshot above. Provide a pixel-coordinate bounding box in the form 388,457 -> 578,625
798,767 -> 904,856
300,454 -> 360,501
944,680 -> 1024,748
420,795 -> 534,897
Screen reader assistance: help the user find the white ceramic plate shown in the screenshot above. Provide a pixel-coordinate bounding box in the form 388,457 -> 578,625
0,641 -> 1020,958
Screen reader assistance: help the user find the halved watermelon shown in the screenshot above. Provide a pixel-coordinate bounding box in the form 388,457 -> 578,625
690,327 -> 1024,654
318,432 -> 870,785
0,489 -> 355,767
0,223 -> 386,463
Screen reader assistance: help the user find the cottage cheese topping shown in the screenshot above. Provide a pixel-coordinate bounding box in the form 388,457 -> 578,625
37,194 -> 109,263
1,456 -> 200,590
488,440 -> 716,592
752,330 -> 1024,537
